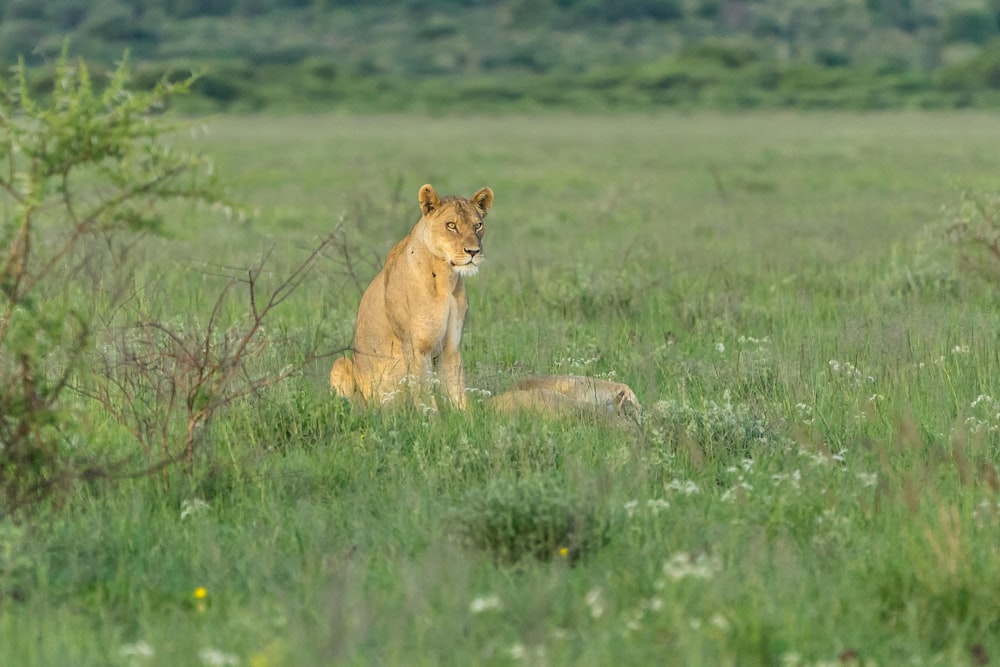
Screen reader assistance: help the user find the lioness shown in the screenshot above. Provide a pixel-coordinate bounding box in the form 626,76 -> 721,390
331,183 -> 494,409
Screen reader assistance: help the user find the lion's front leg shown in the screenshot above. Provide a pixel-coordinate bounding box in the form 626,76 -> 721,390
438,295 -> 468,409
402,341 -> 438,412
438,344 -> 467,409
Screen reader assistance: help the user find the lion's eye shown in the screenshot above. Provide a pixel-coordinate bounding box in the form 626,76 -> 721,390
474,222 -> 483,231
446,222 -> 458,232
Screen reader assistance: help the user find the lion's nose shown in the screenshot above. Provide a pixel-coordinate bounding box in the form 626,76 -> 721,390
465,247 -> 481,257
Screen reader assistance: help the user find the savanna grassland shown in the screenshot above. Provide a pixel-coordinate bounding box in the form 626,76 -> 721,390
4,111 -> 1000,666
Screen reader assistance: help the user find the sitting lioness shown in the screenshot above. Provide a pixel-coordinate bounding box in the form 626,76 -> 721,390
331,183 -> 493,409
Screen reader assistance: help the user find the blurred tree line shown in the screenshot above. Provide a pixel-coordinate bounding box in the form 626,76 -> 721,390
3,0 -> 1000,111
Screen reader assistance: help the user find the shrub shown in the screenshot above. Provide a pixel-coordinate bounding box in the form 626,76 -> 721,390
0,49 -> 336,513
450,474 -> 615,565
647,392 -> 778,463
81,3 -> 158,42
682,39 -> 763,69
0,50 -> 211,512
880,236 -> 961,299
192,70 -> 246,102
936,41 -> 1000,92
945,190 -> 1000,285
537,265 -> 639,320
943,8 -> 998,45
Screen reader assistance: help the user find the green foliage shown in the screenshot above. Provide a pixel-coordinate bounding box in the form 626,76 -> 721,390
538,265 -> 640,321
937,40 -> 1000,93
945,189 -> 1000,285
0,518 -> 30,602
3,0 -> 1000,111
0,111 -> 1000,664
0,50 -> 340,516
880,240 -> 962,299
0,49 -> 210,512
450,473 -> 614,564
647,392 -> 778,464
80,0 -> 159,43
943,7 -> 999,45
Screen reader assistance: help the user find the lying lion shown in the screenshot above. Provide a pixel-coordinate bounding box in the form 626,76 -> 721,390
487,374 -> 642,420
330,183 -> 641,419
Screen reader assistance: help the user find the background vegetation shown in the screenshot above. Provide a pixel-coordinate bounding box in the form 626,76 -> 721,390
3,61 -> 1000,661
3,4 -> 1000,664
5,0 -> 1000,110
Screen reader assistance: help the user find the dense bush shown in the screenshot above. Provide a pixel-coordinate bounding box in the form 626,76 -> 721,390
0,52 -> 210,511
3,0 -> 1000,112
450,474 -> 615,564
0,51 -> 334,514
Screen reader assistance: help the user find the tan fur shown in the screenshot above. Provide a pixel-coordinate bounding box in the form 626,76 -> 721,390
488,375 -> 642,419
331,183 -> 493,409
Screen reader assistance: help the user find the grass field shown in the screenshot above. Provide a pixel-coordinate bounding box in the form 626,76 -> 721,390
3,111 -> 1000,666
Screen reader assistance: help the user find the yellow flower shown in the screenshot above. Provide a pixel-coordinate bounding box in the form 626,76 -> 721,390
558,546 -> 569,558
193,586 -> 208,600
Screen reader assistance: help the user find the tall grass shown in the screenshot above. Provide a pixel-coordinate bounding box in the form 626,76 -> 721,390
2,112 -> 1000,665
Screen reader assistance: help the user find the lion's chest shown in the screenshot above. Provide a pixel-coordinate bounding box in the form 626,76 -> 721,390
422,290 -> 465,356
387,246 -> 468,356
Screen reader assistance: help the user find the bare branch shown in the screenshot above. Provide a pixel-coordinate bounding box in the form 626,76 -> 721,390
22,165 -> 191,297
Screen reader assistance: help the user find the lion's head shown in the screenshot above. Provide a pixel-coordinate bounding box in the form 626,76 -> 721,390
417,183 -> 494,277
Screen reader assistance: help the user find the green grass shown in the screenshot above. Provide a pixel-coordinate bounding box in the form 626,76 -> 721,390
4,112 -> 1000,665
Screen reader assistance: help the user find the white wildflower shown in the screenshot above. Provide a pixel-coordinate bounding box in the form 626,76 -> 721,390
720,478 -> 753,502
828,360 -> 869,385
856,472 -> 878,488
120,641 -> 154,659
782,652 -> 803,666
971,394 -> 994,409
624,610 -> 644,634
466,387 -> 493,399
772,470 -> 801,489
710,613 -> 731,632
666,479 -> 700,495
554,355 -> 599,369
624,500 -> 640,518
198,648 -> 240,666
973,500 -> 998,521
469,594 -> 502,614
180,498 -> 209,521
646,499 -> 670,514
715,342 -> 726,353
661,551 -> 722,581
585,587 -> 605,619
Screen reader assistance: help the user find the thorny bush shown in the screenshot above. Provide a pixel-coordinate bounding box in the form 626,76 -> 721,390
0,51 -> 337,514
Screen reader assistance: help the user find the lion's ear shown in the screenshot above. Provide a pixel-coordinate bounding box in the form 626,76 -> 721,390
471,187 -> 494,214
419,184 -> 440,215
